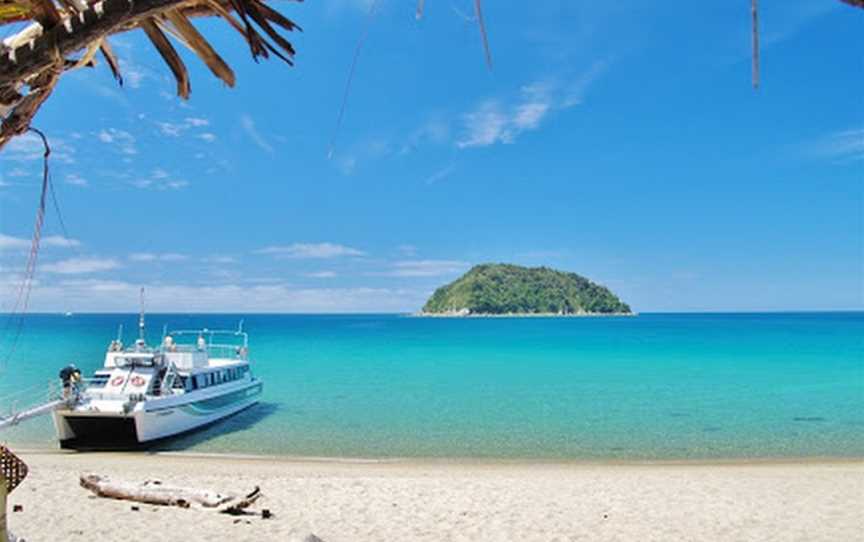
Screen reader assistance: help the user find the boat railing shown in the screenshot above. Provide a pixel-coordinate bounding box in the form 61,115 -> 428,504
161,343 -> 247,361
0,381 -> 63,418
168,328 -> 248,346
0,381 -> 70,431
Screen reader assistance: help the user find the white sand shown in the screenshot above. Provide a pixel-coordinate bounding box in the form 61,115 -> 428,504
6,452 -> 863,542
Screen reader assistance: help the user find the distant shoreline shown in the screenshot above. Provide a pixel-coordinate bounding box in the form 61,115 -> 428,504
413,311 -> 637,318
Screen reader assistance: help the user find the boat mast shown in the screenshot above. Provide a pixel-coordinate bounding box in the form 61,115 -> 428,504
138,287 -> 146,344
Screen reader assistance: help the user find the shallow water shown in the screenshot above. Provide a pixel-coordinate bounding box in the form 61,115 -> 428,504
1,312 -> 862,460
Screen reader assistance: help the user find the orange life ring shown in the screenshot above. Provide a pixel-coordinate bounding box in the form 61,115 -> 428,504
110,376 -> 125,387
130,376 -> 146,387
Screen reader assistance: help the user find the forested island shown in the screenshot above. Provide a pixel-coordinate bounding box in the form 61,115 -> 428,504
420,264 -> 632,316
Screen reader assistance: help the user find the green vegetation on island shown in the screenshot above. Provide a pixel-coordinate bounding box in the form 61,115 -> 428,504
421,264 -> 631,316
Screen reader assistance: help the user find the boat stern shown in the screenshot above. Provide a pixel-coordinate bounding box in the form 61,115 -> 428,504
53,407 -> 141,450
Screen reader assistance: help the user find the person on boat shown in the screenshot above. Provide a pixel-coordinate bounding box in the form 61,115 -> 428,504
58,364 -> 82,399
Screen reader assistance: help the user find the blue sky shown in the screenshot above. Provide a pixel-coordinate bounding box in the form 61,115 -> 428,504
0,0 -> 861,312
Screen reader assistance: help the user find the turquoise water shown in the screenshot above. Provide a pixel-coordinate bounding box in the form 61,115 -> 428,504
1,313 -> 862,460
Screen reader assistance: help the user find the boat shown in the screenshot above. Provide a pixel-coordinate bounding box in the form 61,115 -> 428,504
52,314 -> 262,450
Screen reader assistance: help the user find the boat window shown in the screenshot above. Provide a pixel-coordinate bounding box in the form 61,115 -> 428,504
195,374 -> 206,389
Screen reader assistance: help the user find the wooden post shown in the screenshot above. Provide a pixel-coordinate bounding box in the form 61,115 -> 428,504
1,472 -> 7,542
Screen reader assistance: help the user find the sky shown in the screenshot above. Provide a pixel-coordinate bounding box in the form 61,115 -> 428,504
0,0 -> 862,313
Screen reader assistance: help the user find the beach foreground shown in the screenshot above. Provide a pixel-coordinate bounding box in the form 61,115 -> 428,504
6,452 -> 863,541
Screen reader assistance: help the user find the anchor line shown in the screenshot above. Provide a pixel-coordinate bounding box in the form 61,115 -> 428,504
0,127 -> 51,370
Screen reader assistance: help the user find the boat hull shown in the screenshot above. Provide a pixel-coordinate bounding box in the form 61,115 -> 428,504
54,381 -> 262,450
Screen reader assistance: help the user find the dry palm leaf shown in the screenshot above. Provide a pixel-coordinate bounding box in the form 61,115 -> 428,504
163,9 -> 235,87
0,0 -> 301,150
141,18 -> 191,99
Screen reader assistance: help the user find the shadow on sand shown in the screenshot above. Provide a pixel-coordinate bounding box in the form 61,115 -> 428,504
145,401 -> 281,452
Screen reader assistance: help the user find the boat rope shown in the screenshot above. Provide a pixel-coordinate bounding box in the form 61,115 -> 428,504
473,0 -> 492,69
0,380 -> 59,411
0,127 -> 51,372
327,0 -> 380,160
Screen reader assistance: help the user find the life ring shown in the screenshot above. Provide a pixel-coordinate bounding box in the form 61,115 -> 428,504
110,376 -> 125,387
130,376 -> 146,387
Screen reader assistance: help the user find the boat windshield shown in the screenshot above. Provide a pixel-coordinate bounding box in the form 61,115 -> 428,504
114,354 -> 159,368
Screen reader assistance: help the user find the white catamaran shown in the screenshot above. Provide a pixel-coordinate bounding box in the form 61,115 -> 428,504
52,312 -> 262,449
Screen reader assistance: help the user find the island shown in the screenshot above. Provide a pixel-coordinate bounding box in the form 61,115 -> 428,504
420,263 -> 632,316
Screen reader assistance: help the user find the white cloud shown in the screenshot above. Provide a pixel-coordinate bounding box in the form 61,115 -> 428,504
813,128 -> 864,163
41,257 -> 120,274
96,128 -> 137,155
65,173 -> 89,187
42,236 -> 82,248
304,271 -> 337,278
129,253 -> 157,262
1,280 -> 425,312
424,164 -> 455,185
0,234 -> 30,251
401,117 -> 451,154
513,102 -> 551,131
1,133 -> 76,164
199,133 -> 217,142
156,117 -> 211,138
0,234 -> 80,251
397,244 -> 418,256
762,2 -> 841,47
240,114 -> 274,153
156,122 -> 184,137
108,40 -> 155,89
457,101 -> 512,148
203,255 -> 237,264
131,168 -> 189,190
185,117 -> 209,127
562,60 -> 609,108
255,243 -> 365,259
384,260 -> 469,277
129,252 -> 188,262
457,65 -> 608,148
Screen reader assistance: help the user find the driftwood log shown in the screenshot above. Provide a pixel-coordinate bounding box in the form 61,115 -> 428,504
79,474 -> 261,514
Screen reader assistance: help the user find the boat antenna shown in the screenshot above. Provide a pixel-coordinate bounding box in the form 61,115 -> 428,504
138,287 -> 146,343
116,324 -> 123,342
237,319 -> 244,334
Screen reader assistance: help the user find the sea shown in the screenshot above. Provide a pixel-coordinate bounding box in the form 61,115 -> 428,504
1,312 -> 862,461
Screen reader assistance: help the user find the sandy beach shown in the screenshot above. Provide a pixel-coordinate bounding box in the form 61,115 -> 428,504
5,451 -> 863,541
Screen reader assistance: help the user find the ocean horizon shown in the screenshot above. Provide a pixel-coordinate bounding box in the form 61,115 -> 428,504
1,311 -> 862,461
